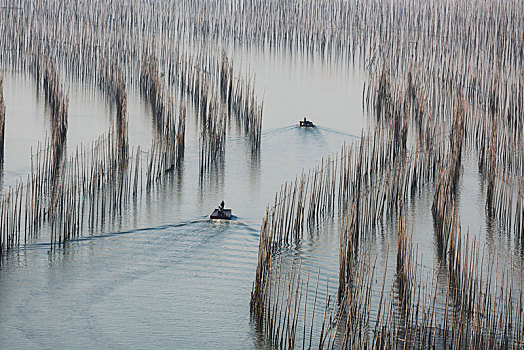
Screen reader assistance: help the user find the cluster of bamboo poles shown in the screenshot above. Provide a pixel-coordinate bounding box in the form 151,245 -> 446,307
339,229 -> 523,349
1,0 -> 522,126
167,47 -> 262,173
30,53 -> 69,172
473,96 -> 524,240
252,28 -> 524,345
255,193 -> 524,349
1,0 -> 266,177
98,62 -> 129,161
370,57 -> 524,252
47,133 -> 141,246
220,53 -> 263,152
140,56 -> 186,176
168,48 -> 263,152
0,183 -> 24,252
199,96 -> 226,175
251,149 -> 523,341
431,99 -> 465,255
0,127 -> 146,249
0,58 -> 189,250
336,131 -> 439,303
365,53 -> 523,247
231,75 -> 263,152
252,133 -> 440,342
483,168 -> 524,241
251,261 -> 337,349
0,125 -> 195,250
170,49 -> 230,174
513,182 -> 524,241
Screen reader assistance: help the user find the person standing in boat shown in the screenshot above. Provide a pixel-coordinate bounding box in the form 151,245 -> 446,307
218,200 -> 225,215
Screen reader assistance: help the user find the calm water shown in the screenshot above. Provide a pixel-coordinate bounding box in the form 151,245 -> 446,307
0,48 -> 364,349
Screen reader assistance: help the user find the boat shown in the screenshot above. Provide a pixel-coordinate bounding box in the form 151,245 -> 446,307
210,208 -> 232,220
299,117 -> 315,127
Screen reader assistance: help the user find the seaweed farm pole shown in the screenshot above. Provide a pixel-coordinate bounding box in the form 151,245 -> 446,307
115,67 -> 128,162
176,103 -> 186,166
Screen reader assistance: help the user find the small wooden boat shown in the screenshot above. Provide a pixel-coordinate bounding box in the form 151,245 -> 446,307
299,118 -> 314,127
210,209 -> 232,220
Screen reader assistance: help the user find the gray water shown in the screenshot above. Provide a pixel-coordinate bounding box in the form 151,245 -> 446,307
0,48 -> 364,349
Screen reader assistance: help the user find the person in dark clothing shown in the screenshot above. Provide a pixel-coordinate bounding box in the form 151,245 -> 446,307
218,201 -> 225,215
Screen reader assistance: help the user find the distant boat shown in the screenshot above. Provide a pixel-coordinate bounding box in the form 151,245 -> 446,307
299,117 -> 315,127
210,208 -> 232,220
